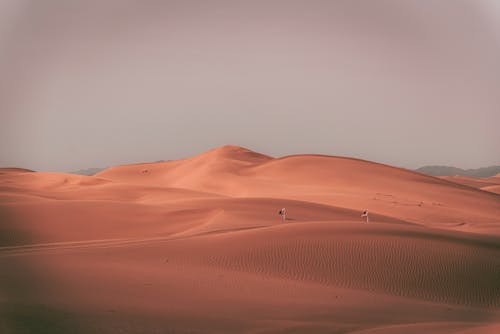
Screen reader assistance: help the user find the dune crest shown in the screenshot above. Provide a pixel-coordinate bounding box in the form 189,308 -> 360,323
95,146 -> 500,234
0,167 -> 34,174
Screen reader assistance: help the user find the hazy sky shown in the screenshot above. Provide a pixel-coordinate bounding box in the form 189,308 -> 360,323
1,0 -> 499,171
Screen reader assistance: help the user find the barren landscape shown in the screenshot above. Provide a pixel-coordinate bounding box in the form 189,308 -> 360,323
1,145 -> 499,333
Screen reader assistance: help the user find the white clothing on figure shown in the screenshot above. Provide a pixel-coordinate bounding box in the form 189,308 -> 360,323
361,210 -> 369,223
279,208 -> 287,221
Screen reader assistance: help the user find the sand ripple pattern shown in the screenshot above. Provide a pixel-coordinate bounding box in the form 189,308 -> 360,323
205,234 -> 500,307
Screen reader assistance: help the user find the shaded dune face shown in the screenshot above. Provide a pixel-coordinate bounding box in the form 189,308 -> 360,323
1,146 -> 500,333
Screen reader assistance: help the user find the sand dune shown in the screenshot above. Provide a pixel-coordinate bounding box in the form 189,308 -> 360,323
1,146 -> 499,333
192,222 -> 499,307
441,174 -> 500,194
96,145 -> 500,234
0,168 -> 34,174
482,185 -> 500,194
351,322 -> 500,334
489,173 -> 500,183
440,175 -> 498,189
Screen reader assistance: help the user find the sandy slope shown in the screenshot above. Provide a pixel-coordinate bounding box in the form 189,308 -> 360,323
441,174 -> 500,194
440,176 -> 498,189
97,146 -> 500,234
482,185 -> 500,194
1,146 -> 499,333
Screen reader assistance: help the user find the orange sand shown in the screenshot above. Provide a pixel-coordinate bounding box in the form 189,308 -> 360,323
1,146 -> 499,333
441,174 -> 500,194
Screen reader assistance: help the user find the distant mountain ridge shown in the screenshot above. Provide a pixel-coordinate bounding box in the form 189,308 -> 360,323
415,165 -> 500,178
70,167 -> 105,176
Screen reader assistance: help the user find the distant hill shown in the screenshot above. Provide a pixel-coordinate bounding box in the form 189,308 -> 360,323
415,165 -> 500,178
69,162 -> 167,176
69,167 -> 105,176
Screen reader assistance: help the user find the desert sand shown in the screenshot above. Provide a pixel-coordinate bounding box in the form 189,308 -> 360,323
1,145 -> 499,334
440,174 -> 500,195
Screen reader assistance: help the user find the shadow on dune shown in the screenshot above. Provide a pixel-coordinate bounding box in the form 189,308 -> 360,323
0,207 -> 83,334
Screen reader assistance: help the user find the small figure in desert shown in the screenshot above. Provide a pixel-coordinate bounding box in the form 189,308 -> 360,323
361,209 -> 369,223
278,208 -> 287,222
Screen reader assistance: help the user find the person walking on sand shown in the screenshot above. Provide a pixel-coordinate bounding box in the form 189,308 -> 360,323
361,209 -> 369,223
278,208 -> 287,222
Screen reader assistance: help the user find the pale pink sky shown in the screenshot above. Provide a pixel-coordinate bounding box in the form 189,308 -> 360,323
1,0 -> 499,171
